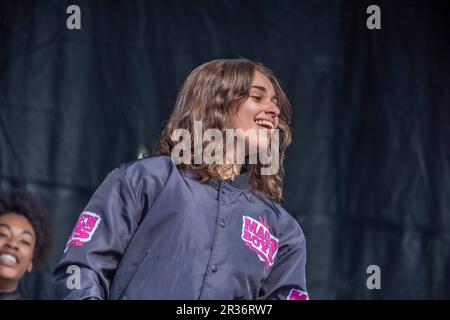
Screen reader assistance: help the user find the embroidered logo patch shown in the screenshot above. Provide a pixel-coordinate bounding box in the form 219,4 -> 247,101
287,289 -> 309,300
241,216 -> 279,270
64,211 -> 101,253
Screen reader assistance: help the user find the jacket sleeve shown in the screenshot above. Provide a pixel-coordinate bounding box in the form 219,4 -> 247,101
52,157 -> 172,300
259,211 -> 309,300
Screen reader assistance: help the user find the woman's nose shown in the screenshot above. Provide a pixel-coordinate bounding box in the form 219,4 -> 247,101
5,238 -> 19,250
265,104 -> 280,117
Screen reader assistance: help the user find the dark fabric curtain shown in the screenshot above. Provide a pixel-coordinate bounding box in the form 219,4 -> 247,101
0,0 -> 449,299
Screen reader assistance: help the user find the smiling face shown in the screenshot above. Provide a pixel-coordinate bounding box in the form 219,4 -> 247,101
0,213 -> 36,292
232,70 -> 280,155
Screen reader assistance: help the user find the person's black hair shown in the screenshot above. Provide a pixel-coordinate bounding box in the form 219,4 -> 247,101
0,189 -> 52,268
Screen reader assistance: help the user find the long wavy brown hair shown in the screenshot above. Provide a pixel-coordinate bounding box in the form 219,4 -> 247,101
153,58 -> 293,202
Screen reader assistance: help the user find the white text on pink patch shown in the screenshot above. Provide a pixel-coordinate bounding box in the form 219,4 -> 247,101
241,216 -> 279,270
64,211 -> 101,253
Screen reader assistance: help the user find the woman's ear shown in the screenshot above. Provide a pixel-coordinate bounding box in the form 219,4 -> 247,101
27,261 -> 33,273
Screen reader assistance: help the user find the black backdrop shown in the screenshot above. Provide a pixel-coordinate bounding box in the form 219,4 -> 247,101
0,0 -> 449,299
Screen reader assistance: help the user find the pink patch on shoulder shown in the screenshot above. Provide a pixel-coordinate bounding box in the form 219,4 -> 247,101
64,211 -> 101,253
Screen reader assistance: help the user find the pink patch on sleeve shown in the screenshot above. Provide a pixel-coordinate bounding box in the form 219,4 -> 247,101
287,289 -> 309,300
64,211 -> 101,253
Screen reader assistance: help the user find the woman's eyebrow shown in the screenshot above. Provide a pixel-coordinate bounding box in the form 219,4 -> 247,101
251,85 -> 267,93
0,223 -> 11,230
0,223 -> 34,238
22,230 -> 35,238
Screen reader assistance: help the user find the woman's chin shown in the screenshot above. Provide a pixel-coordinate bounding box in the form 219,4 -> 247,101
246,142 -> 270,156
0,268 -> 20,282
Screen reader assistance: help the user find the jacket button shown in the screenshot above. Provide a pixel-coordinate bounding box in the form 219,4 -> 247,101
211,265 -> 218,273
219,220 -> 225,228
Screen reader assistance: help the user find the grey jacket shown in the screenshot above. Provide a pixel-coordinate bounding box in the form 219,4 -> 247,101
53,155 -> 308,300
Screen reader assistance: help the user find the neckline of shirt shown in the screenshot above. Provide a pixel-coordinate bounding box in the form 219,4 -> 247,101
181,169 -> 250,192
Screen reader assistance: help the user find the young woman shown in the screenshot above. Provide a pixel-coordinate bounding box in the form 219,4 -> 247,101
53,58 -> 308,300
0,189 -> 51,300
